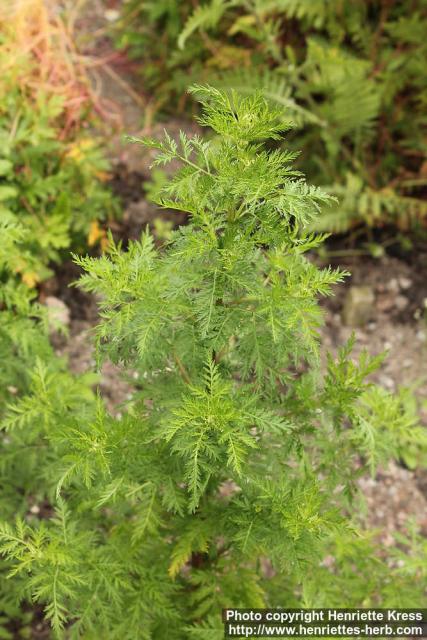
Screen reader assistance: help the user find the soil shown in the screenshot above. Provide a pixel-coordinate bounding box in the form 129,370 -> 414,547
319,253 -> 427,538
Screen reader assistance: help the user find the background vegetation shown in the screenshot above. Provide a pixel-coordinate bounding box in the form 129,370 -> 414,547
117,0 -> 427,233
0,0 -> 117,285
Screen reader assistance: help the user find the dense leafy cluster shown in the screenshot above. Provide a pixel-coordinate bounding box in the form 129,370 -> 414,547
0,88 -> 425,638
0,12 -> 118,285
0,220 -> 99,637
116,0 -> 427,230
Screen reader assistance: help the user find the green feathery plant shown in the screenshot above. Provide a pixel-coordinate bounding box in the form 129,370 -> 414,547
116,0 -> 427,232
0,219 -> 99,637
0,26 -> 118,286
0,88 -> 426,638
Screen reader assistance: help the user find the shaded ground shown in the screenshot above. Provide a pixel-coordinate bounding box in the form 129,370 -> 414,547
320,253 -> 427,538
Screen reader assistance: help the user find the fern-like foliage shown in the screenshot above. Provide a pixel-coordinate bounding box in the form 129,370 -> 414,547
178,0 -> 231,49
0,88 -> 426,638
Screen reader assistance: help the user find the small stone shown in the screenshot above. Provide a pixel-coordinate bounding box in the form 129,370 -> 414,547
387,278 -> 399,293
394,295 -> 408,310
30,505 -> 40,515
403,358 -> 413,368
398,276 -> 412,290
376,295 -> 394,312
379,374 -> 395,391
44,296 -> 70,330
342,286 -> 375,327
383,341 -> 392,350
125,200 -> 155,227
104,9 -> 119,21
321,555 -> 335,568
383,534 -> 395,547
416,330 -> 426,342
